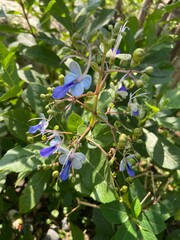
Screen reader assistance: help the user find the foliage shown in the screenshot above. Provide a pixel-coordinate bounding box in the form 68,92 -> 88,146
0,0 -> 180,239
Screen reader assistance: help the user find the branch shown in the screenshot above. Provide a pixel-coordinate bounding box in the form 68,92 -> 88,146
138,0 -> 153,28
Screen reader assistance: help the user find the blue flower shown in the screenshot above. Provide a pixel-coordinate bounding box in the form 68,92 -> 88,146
59,149 -> 85,181
29,113 -> 49,135
118,86 -> 128,99
40,136 -> 62,157
52,61 -> 92,99
119,155 -> 135,177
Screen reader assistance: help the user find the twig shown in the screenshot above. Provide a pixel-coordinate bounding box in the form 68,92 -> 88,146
138,0 -> 153,28
140,191 -> 151,205
76,198 -> 100,209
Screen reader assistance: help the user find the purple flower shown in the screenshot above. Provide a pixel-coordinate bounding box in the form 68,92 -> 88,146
40,136 -> 61,157
59,149 -> 85,181
119,155 -> 135,177
52,61 -> 92,99
29,113 -> 49,135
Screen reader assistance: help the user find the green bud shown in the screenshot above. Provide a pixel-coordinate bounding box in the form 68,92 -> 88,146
58,74 -> 64,85
40,93 -> 46,98
47,87 -> 53,92
54,125 -> 59,130
130,58 -> 139,68
51,209 -> 59,218
46,218 -> 51,225
132,48 -> 145,63
108,24 -> 113,31
133,128 -> 143,137
117,133 -> 129,149
143,66 -> 154,74
97,31 -> 104,41
114,22 -> 121,32
120,185 -> 128,193
135,152 -> 141,160
119,196 -> 123,202
126,176 -> 134,183
41,135 -> 47,141
136,79 -> 144,88
47,109 -> 55,115
27,136 -> 34,143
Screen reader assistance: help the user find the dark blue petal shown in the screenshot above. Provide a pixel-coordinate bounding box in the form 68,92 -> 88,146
40,145 -> 57,157
132,110 -> 139,116
126,162 -> 135,177
60,161 -> 72,181
29,124 -> 41,133
118,86 -> 127,92
52,82 -> 74,99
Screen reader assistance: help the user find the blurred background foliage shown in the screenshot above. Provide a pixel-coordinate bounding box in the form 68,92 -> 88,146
0,0 -> 180,239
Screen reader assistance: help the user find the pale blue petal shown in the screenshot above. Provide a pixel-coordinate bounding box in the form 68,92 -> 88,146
64,73 -> 77,84
39,121 -> 48,135
71,82 -> 84,97
60,161 -> 72,181
69,61 -> 81,76
81,75 -> 92,89
72,158 -> 83,169
119,159 -> 126,172
59,154 -> 67,165
58,146 -> 69,155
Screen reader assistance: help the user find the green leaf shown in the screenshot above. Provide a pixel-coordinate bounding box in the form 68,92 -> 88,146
144,129 -> 180,170
0,170 -> 9,193
131,196 -> 141,218
70,223 -> 84,240
98,90 -> 114,113
74,148 -> 116,203
87,9 -> 114,38
24,45 -> 60,68
114,220 -> 137,240
93,208 -> 115,240
50,0 -> 73,34
149,200 -> 172,221
0,143 -> 45,173
0,85 -> 22,102
159,88 -> 180,109
100,201 -> 129,224
19,169 -> 51,213
25,83 -> 48,113
0,42 -> 20,86
138,228 -> 158,240
2,109 -> 35,142
156,115 -> 180,131
139,209 -> 166,235
92,123 -> 113,147
67,112 -> 84,132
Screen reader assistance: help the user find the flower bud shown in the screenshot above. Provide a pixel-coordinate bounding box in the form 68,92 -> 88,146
120,185 -> 128,193
117,133 -> 129,149
132,48 -> 145,63
58,74 -> 64,85
51,209 -> 59,218
47,87 -> 53,92
143,66 -> 154,74
52,170 -> 59,178
108,24 -> 113,31
54,125 -> 59,130
27,136 -> 34,143
47,109 -> 55,115
114,22 -> 121,32
136,79 -> 144,88
40,93 -> 46,98
133,128 -> 143,137
135,152 -> 141,160
41,135 -> 47,141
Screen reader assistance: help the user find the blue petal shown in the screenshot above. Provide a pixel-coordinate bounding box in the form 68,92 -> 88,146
132,110 -> 139,116
60,161 -> 72,181
81,75 -> 92,89
126,162 -> 135,177
118,86 -> 127,92
71,82 -> 84,97
29,124 -> 41,133
112,48 -> 121,54
69,61 -> 81,76
52,82 -> 74,99
64,73 -> 77,84
40,145 -> 57,157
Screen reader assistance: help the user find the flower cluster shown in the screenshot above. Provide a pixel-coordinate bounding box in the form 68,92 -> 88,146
28,115 -> 85,181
